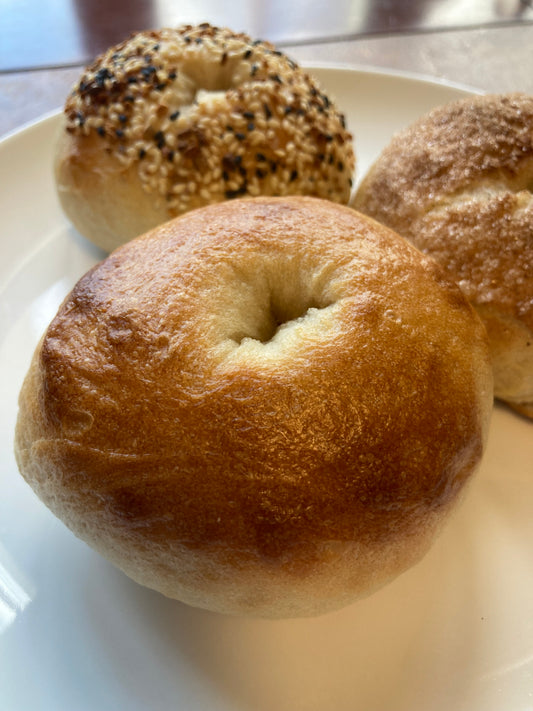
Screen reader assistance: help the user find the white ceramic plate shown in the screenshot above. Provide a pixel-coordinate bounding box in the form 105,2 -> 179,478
1,67 -> 532,711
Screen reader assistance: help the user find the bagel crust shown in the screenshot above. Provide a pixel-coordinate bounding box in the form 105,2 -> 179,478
55,24 -> 355,252
353,92 -> 533,417
15,197 -> 493,617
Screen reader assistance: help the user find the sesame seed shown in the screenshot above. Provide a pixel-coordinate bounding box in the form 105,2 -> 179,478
64,24 -> 355,216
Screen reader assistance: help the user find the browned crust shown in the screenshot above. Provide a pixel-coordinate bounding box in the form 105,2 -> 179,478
353,93 -> 533,413
15,196 -> 493,616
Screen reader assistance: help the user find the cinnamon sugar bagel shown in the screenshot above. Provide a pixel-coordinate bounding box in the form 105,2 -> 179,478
353,92 -> 533,418
54,23 -> 355,252
15,197 -> 493,618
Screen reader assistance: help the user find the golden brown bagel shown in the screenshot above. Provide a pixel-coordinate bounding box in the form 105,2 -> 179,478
15,196 -> 493,618
353,92 -> 533,418
54,23 -> 355,252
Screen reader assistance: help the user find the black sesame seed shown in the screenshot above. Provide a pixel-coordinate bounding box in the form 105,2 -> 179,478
222,170 -> 229,181
244,49 -> 252,59
256,168 -> 267,179
141,65 -> 156,79
139,148 -> 146,159
153,43 -> 160,50
155,83 -> 167,91
167,150 -> 174,162
97,126 -> 105,137
235,132 -> 246,141
127,76 -> 138,84
264,103 -> 272,119
270,161 -> 277,173
337,161 -> 344,172
251,64 -> 259,77
256,152 -> 266,162
252,39 -> 263,46
115,128 -> 124,138
95,67 -> 112,87
235,155 -> 242,165
247,122 -> 255,132
124,94 -> 135,102
270,74 -> 282,84
195,37 -> 203,44
154,130 -> 165,148
225,183 -> 248,199
243,110 -> 254,119
118,114 -> 127,123
168,71 -> 177,80
289,169 -> 298,182
170,110 -> 180,121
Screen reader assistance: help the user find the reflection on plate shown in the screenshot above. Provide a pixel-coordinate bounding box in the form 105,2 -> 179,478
0,67 -> 532,711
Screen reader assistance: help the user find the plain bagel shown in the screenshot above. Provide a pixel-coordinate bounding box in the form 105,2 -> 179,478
54,23 -> 355,252
15,196 -> 493,618
353,92 -> 533,418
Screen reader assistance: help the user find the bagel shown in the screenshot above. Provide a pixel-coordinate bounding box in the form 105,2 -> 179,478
15,196 -> 493,618
353,92 -> 533,418
54,23 -> 355,253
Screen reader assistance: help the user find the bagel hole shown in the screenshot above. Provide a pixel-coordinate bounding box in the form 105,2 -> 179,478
180,53 -> 243,94
265,298 -> 329,344
233,288 -> 335,346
